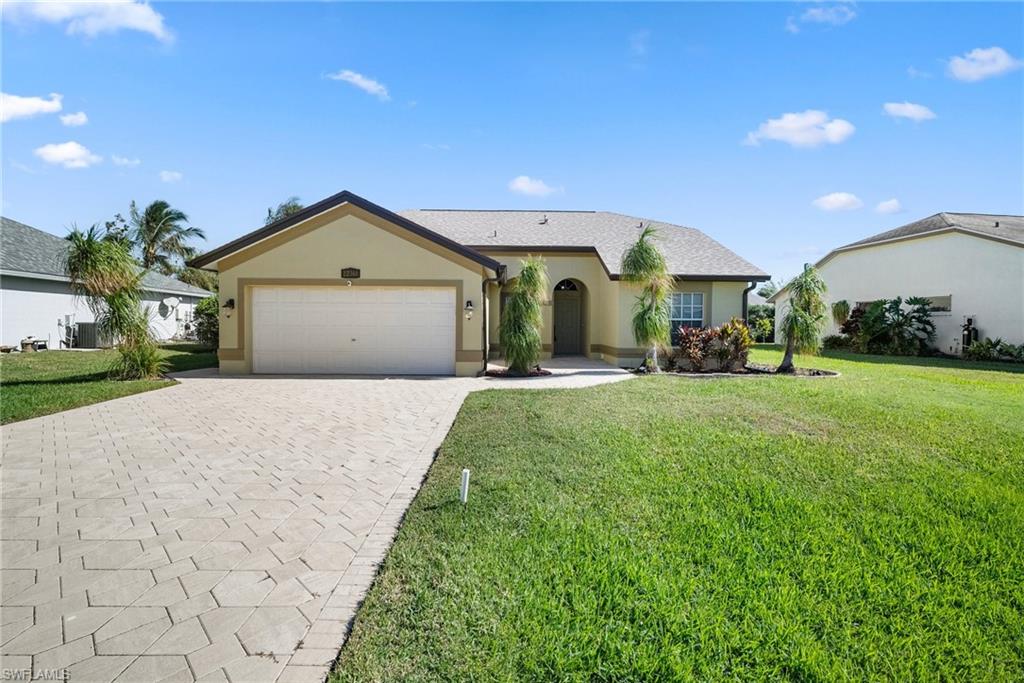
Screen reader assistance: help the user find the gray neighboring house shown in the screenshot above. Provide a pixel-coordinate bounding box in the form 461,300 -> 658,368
1,216 -> 212,348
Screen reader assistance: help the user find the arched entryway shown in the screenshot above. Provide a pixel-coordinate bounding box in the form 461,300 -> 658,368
553,279 -> 586,355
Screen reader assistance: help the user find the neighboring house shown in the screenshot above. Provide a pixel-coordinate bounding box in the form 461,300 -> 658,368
0,217 -> 212,348
769,212 -> 1024,353
189,190 -> 768,376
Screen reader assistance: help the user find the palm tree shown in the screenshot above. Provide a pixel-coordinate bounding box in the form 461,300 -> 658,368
499,256 -> 548,375
777,265 -> 827,373
130,200 -> 206,274
620,225 -> 673,371
64,225 -> 165,377
266,197 -> 304,225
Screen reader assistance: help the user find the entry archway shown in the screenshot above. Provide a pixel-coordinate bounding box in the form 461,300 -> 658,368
552,278 -> 587,355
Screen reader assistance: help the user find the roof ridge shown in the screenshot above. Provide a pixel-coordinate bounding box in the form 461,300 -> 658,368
412,209 -> 597,213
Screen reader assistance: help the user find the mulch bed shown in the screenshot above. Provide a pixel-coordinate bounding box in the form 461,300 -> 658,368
485,367 -> 553,378
633,364 -> 839,378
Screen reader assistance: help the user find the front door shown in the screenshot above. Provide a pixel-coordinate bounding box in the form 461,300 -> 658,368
553,290 -> 582,355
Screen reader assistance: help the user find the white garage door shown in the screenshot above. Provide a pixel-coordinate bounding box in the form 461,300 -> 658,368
251,287 -> 456,375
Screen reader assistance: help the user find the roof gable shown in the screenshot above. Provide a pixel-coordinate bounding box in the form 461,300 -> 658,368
189,191 -> 502,273
1,216 -> 211,297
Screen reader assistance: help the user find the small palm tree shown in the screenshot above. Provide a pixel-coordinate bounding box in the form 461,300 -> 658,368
64,225 -> 165,378
130,200 -> 206,274
777,265 -> 827,373
621,225 -> 673,371
266,197 -> 304,225
499,256 -> 548,375
831,299 -> 851,327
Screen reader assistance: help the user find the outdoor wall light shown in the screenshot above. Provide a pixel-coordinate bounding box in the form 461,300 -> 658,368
464,300 -> 474,320
222,298 -> 235,317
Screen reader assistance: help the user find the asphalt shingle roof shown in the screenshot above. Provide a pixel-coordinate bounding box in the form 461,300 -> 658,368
1,216 -> 212,297
398,209 -> 768,279
842,212 -> 1024,249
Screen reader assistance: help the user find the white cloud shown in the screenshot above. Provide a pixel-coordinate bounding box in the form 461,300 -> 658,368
420,143 -> 450,151
906,66 -> 932,79
160,170 -> 183,183
33,141 -> 102,168
1,92 -> 63,122
786,3 -> 857,33
875,198 -> 903,214
60,111 -> 89,127
629,30 -> 650,57
508,175 -> 561,197
112,155 -> 141,167
326,69 -> 390,101
948,46 -> 1023,82
883,101 -> 936,122
3,1 -> 173,42
812,192 -> 863,211
745,110 -> 855,148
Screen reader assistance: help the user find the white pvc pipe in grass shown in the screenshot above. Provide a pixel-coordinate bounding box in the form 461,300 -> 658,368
460,468 -> 470,504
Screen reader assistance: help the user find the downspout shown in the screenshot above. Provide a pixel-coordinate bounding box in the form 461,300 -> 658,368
480,264 -> 506,375
742,281 -> 756,320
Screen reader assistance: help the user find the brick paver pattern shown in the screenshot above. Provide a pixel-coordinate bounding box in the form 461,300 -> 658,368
1,358 -> 630,682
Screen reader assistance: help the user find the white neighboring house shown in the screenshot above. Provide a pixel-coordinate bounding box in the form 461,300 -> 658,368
0,217 -> 212,348
769,212 -> 1024,354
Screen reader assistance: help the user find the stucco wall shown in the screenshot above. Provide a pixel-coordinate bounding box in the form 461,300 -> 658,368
773,232 -> 1024,351
482,253 -> 753,367
1,275 -> 200,347
215,206 -> 488,376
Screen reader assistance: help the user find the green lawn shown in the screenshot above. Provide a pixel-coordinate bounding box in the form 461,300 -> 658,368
333,348 -> 1024,681
0,344 -> 216,424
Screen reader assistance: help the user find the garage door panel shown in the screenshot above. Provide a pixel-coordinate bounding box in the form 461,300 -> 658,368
251,286 -> 455,375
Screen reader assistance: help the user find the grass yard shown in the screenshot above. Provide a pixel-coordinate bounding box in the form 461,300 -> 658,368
334,348 -> 1024,681
0,344 -> 216,424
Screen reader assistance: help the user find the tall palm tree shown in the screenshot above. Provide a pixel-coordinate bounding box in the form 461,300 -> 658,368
130,200 -> 206,274
266,196 -> 304,225
620,225 -> 673,371
777,265 -> 827,373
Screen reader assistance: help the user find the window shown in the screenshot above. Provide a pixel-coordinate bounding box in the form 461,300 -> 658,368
926,295 -> 952,313
669,292 -> 704,344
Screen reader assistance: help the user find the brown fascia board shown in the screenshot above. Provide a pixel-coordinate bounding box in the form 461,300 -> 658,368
188,190 -> 502,273
469,245 -> 768,282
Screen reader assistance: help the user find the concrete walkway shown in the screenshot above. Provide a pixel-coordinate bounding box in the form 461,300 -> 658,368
0,357 -> 630,682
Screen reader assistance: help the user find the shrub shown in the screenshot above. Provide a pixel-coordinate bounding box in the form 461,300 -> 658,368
195,296 -> 219,348
964,338 -> 1024,363
499,256 -> 548,375
747,304 -> 774,342
822,334 -> 851,350
852,297 -> 935,356
676,327 -> 715,371
720,317 -> 753,369
110,340 -> 168,379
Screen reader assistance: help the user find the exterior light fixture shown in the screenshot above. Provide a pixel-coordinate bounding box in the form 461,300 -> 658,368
464,300 -> 474,320
222,298 -> 235,317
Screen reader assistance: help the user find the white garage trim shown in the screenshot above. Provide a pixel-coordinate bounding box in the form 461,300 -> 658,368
251,285 -> 457,375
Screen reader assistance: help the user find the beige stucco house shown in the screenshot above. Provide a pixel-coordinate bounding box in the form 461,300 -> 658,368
769,212 -> 1024,353
191,191 -> 768,376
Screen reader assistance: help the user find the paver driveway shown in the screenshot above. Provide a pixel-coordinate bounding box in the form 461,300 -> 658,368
1,359 -> 630,682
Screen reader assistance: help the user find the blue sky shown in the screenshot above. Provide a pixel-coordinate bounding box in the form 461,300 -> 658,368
3,1 -> 1022,281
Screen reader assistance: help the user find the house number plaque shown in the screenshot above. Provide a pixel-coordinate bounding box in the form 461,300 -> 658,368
341,267 -> 361,279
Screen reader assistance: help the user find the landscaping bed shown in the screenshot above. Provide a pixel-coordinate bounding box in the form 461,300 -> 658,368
0,344 -> 216,423
332,347 -> 1024,681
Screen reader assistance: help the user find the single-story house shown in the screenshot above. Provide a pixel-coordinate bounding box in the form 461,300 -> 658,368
768,212 -> 1024,352
1,216 -> 212,348
189,190 -> 768,376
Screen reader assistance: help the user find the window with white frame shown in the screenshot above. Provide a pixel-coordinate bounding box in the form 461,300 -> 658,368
669,292 -> 704,344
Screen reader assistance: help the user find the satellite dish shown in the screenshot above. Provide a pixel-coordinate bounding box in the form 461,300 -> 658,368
162,297 -> 180,308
